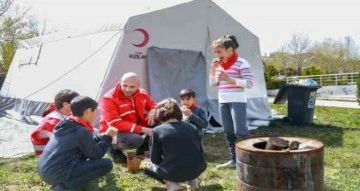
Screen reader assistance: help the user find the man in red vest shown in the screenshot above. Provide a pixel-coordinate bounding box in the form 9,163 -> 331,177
99,72 -> 156,163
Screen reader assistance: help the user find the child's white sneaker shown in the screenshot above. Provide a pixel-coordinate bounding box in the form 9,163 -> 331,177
165,181 -> 184,191
216,160 -> 236,169
187,178 -> 199,190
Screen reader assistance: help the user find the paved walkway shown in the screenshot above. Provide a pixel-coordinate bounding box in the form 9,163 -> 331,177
268,96 -> 360,109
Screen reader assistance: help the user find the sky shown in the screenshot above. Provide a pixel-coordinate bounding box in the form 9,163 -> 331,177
23,0 -> 360,55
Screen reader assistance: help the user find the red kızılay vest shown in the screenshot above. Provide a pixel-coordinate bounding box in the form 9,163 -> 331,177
30,111 -> 66,156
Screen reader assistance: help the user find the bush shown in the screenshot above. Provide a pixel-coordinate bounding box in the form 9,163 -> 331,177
357,73 -> 360,105
264,64 -> 287,90
266,78 -> 287,90
280,67 -> 296,76
264,64 -> 278,78
301,66 -> 325,76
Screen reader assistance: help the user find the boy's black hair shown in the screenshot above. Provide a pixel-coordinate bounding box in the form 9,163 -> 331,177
70,96 -> 98,117
179,88 -> 196,99
43,89 -> 79,117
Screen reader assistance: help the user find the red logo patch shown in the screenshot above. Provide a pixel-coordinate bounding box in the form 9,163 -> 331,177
132,28 -> 149,48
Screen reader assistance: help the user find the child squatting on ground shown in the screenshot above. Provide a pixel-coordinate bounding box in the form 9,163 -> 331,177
141,98 -> 207,191
37,96 -> 118,190
31,89 -> 79,156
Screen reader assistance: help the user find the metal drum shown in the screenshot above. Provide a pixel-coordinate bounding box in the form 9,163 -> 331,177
236,137 -> 324,191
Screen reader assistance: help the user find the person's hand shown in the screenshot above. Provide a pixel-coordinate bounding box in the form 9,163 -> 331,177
181,106 -> 192,117
147,109 -> 155,126
217,70 -> 231,81
141,127 -> 152,136
105,127 -> 118,137
210,58 -> 221,76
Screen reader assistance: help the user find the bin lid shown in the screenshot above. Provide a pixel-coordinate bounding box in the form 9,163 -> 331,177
273,85 -> 288,104
273,84 -> 321,104
286,84 -> 321,90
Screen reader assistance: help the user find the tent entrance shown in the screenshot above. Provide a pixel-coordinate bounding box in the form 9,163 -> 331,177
146,46 -> 208,109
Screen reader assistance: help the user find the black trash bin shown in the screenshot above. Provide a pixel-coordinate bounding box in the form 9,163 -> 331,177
274,84 -> 320,126
287,85 -> 320,126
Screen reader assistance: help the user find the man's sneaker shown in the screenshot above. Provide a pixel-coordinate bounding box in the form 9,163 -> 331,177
108,148 -> 127,164
187,178 -> 199,190
216,160 -> 236,169
165,181 -> 184,191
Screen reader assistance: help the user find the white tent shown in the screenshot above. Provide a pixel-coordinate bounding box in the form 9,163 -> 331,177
0,0 -> 271,126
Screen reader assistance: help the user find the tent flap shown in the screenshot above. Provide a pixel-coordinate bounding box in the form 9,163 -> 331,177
147,46 -> 207,108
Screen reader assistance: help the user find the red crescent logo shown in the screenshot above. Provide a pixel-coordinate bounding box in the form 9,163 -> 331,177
132,28 -> 149,47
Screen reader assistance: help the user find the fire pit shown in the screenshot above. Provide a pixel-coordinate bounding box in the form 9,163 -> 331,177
236,137 -> 324,191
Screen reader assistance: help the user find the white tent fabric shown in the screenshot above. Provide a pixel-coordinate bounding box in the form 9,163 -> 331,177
2,31 -> 120,101
1,0 -> 270,125
97,0 -> 271,122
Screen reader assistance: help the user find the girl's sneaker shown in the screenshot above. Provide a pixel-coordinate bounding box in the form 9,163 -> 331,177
216,160 -> 236,169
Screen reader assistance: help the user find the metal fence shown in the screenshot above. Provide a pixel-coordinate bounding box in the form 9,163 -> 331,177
286,72 -> 359,86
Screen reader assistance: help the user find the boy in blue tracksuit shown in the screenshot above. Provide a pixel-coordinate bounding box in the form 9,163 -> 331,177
179,89 -> 208,139
37,96 -> 118,190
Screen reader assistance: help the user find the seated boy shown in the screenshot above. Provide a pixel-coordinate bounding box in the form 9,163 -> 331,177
179,88 -> 208,139
142,98 -> 206,191
37,96 -> 118,190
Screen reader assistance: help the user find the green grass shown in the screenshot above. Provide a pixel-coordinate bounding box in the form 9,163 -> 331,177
1,105 -> 360,191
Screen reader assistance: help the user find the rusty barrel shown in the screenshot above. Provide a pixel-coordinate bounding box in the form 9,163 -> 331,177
236,137 -> 324,191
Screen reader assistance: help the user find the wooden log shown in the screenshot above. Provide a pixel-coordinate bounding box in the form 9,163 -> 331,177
265,137 -> 289,150
289,141 -> 301,150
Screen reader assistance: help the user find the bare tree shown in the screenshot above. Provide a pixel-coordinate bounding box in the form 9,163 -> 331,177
344,36 -> 360,72
0,0 -> 29,38
0,0 -> 43,80
0,0 -> 12,17
26,16 -> 50,36
345,36 -> 358,58
271,35 -> 359,75
287,33 -> 311,75
311,38 -> 347,74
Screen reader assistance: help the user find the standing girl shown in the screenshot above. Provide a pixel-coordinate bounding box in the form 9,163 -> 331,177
31,89 -> 79,155
209,35 -> 253,169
